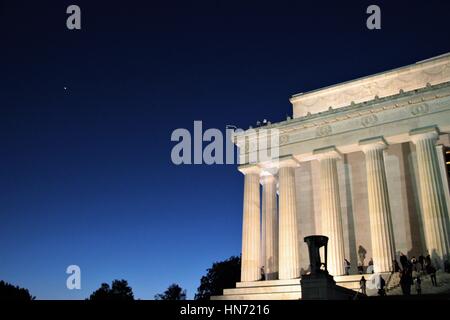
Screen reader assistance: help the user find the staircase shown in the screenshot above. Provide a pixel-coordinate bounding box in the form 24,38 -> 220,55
386,271 -> 450,296
211,279 -> 302,300
211,272 -> 450,299
385,272 -> 401,292
212,275 -> 373,300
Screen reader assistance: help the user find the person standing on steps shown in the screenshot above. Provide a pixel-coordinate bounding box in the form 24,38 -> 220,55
393,259 -> 401,273
344,259 -> 351,275
400,252 -> 409,270
360,276 -> 367,295
260,266 -> 265,281
377,275 -> 386,296
415,276 -> 422,295
418,255 -> 425,273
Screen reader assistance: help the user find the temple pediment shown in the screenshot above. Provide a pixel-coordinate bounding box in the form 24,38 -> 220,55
290,53 -> 450,118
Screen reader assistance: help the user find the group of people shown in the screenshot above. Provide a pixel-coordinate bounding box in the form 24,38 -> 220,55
345,258 -> 374,275
397,253 -> 438,295
356,253 -> 445,296
359,274 -> 386,296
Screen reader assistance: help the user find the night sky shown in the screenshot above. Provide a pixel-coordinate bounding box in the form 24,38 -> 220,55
1,0 -> 450,299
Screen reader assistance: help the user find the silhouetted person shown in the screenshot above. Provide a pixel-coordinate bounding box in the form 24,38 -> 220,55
393,260 -> 401,273
358,262 -> 364,274
410,256 -> 417,270
418,255 -> 425,271
260,266 -> 265,281
378,275 -> 386,296
367,258 -> 374,274
415,276 -> 422,295
344,259 -> 351,275
426,263 -> 437,286
400,252 -> 409,270
413,258 -> 421,273
400,268 -> 413,295
444,260 -> 450,273
430,271 -> 437,286
360,276 -> 367,295
425,255 -> 432,267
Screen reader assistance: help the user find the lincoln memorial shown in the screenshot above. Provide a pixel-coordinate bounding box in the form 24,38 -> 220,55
213,53 -> 450,299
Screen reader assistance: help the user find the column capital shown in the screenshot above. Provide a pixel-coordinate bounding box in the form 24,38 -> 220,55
258,161 -> 279,175
359,136 -> 388,153
410,125 -> 440,144
312,145 -> 342,160
258,156 -> 300,172
260,171 -> 276,184
238,164 -> 261,175
277,155 -> 300,169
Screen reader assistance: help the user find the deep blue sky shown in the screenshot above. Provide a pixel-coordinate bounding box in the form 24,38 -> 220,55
1,0 -> 449,299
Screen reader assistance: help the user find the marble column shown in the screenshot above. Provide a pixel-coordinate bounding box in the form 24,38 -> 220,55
359,137 -> 395,273
313,146 -> 346,276
261,172 -> 278,280
436,145 -> 450,227
239,165 -> 261,282
410,126 -> 450,266
278,156 -> 300,279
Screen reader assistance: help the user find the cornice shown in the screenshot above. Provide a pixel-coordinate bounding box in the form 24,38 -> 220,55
234,81 -> 450,143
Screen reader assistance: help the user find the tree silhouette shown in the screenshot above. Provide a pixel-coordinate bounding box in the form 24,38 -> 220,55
195,256 -> 240,300
89,279 -> 134,300
0,280 -> 35,300
154,283 -> 186,300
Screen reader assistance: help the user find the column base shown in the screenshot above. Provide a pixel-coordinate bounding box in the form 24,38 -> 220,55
210,275 -> 375,300
301,273 -> 357,300
211,279 -> 302,300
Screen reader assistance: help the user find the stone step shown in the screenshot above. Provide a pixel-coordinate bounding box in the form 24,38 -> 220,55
335,273 -> 395,296
334,274 -> 367,282
211,292 -> 302,300
215,274 -> 385,300
337,281 -> 360,290
236,279 -> 300,288
334,273 -> 388,282
224,284 -> 301,295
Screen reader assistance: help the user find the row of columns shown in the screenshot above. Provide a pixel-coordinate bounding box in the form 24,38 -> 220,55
411,127 -> 450,263
239,157 -> 301,282
239,126 -> 450,282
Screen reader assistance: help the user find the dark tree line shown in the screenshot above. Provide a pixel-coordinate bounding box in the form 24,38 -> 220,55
195,256 -> 240,300
89,279 -> 134,301
0,280 -> 35,300
154,283 -> 186,300
153,255 -> 240,300
1,255 -> 240,300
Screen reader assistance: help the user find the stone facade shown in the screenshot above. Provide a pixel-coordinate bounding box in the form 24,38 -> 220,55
215,53 -> 450,300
